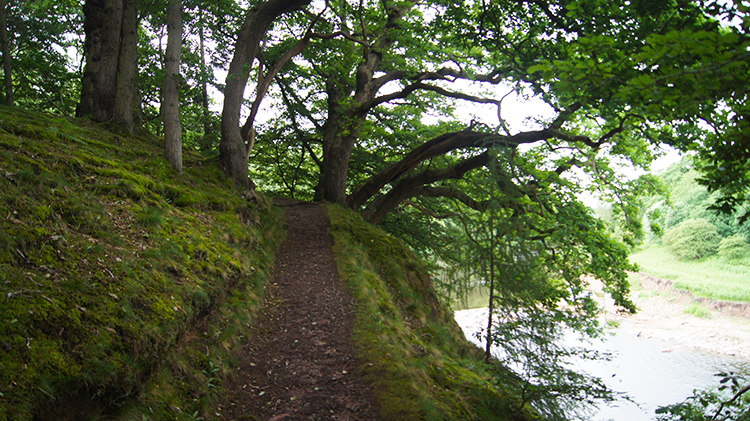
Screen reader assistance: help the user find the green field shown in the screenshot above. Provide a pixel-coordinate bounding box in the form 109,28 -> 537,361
630,245 -> 750,303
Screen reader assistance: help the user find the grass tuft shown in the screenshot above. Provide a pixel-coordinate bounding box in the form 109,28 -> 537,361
684,303 -> 712,319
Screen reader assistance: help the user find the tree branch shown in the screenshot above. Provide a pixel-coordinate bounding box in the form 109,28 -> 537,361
349,127 -> 598,210
362,151 -> 492,224
712,382 -> 750,421
402,199 -> 461,219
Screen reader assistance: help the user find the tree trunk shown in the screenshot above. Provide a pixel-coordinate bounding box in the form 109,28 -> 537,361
163,0 -> 183,173
318,1 -> 413,205
113,0 -> 138,133
485,216 -> 496,363
322,137 -> 356,205
78,0 -> 139,133
0,0 -> 13,106
219,0 -> 311,190
198,19 -> 211,139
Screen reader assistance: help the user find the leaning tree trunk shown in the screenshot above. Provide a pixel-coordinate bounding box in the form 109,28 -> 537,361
163,0 -> 183,173
219,0 -> 311,190
0,0 -> 13,106
78,0 -> 139,133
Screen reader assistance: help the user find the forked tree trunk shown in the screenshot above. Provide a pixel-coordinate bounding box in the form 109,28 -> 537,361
318,1 -> 413,205
0,0 -> 13,106
219,0 -> 310,190
78,0 -> 139,133
163,0 -> 183,173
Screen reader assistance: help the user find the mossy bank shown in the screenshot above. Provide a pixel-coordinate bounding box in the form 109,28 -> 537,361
329,206 -> 539,421
0,107 -> 538,420
0,107 -> 284,420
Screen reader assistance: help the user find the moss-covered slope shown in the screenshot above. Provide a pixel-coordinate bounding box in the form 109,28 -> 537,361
0,106 -> 538,421
328,206 -> 539,421
0,107 -> 284,420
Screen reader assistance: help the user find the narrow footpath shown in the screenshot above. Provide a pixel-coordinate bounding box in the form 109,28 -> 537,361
219,202 -> 378,421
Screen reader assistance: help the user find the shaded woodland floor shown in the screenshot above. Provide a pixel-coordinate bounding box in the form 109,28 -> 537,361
217,201 -> 379,420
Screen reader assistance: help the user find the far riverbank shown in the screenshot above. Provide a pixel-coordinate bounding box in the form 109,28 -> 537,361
594,273 -> 750,359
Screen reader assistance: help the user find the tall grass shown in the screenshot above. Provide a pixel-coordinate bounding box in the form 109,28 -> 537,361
630,245 -> 750,303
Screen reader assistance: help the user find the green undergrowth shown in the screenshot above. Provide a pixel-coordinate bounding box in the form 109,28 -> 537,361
327,205 -> 539,421
0,107 -> 285,420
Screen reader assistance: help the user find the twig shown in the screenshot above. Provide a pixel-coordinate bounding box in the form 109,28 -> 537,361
712,382 -> 750,420
6,290 -> 41,302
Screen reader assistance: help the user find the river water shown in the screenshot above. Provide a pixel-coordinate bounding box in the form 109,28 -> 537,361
454,308 -> 750,421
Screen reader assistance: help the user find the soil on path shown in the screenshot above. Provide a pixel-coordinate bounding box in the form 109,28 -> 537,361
218,201 -> 378,420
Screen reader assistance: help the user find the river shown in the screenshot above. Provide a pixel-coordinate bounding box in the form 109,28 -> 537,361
454,307 -> 750,420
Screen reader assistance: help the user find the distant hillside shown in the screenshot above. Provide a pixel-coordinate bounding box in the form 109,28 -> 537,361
0,107 -> 537,420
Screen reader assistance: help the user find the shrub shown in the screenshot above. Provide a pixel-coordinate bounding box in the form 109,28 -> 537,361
662,218 -> 720,260
718,234 -> 750,262
684,303 -> 712,319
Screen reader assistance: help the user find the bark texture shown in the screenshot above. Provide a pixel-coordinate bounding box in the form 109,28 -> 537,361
219,0 -> 311,190
113,0 -> 138,132
163,0 -> 183,173
320,1 -> 413,205
78,0 -> 139,133
0,0 -> 12,106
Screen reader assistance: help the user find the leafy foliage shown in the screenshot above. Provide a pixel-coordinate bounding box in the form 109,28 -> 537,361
2,0 -> 82,114
656,372 -> 750,421
401,149 -> 637,419
663,218 -> 722,260
718,234 -> 750,262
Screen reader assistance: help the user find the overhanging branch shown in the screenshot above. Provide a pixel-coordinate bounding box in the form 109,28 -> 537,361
349,127 -> 602,210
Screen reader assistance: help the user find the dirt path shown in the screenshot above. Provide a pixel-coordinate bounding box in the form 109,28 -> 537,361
218,202 -> 378,420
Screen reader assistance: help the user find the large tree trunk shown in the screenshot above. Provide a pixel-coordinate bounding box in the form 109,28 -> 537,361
163,0 -> 183,173
319,2 -> 413,205
219,0 -> 310,190
113,0 -> 138,133
0,0 -> 12,106
78,0 -> 139,133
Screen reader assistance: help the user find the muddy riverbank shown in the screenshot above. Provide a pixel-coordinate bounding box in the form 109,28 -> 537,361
595,273 -> 750,359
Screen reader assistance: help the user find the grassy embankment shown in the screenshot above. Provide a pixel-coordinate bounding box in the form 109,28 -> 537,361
329,206 -> 539,421
0,106 -> 539,420
0,107 -> 285,420
630,244 -> 750,303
